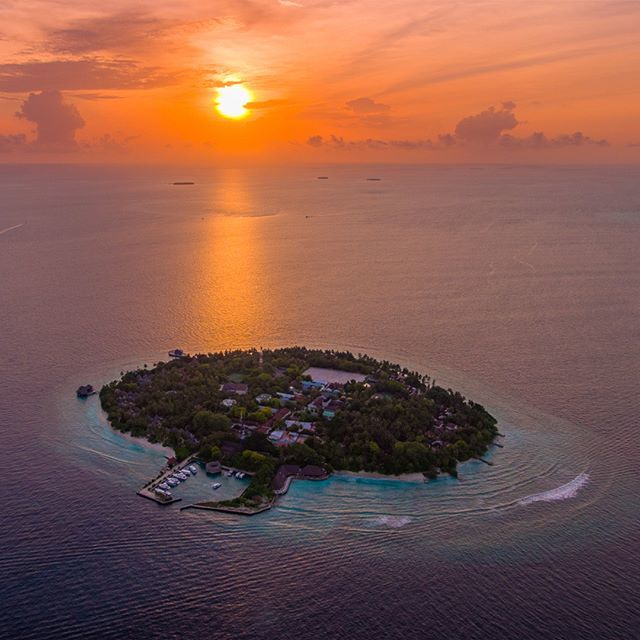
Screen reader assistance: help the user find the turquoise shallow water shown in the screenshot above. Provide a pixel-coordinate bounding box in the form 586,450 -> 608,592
1,164 -> 638,639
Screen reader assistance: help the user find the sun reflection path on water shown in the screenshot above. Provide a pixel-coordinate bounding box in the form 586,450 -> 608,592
194,172 -> 275,346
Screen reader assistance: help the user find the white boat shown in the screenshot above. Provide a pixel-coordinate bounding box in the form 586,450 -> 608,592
159,483 -> 170,490
166,478 -> 178,487
176,472 -> 187,480
189,465 -> 197,474
182,468 -> 191,476
225,470 -> 233,477
169,476 -> 181,483
212,483 -> 222,490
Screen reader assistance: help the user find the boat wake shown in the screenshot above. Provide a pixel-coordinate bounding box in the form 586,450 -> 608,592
368,515 -> 413,528
0,223 -> 25,236
518,472 -> 589,506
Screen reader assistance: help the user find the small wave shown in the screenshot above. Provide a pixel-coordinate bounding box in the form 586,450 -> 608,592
368,515 -> 413,528
518,472 -> 589,506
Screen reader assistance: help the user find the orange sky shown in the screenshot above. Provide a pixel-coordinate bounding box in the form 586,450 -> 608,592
0,0 -> 639,163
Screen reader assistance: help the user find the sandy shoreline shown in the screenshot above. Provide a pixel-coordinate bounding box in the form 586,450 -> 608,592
334,470 -> 425,482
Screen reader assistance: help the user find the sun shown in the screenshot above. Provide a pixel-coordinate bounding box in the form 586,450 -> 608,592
215,85 -> 253,119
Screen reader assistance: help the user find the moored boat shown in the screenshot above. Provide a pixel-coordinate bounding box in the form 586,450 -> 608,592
189,465 -> 197,474
168,348 -> 188,359
212,482 -> 221,490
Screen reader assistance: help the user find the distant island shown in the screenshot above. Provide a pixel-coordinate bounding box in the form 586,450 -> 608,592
99,348 -> 499,513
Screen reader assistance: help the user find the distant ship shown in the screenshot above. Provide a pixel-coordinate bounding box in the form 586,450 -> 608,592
168,348 -> 188,359
76,384 -> 96,398
366,178 -> 381,181
172,181 -> 195,185
317,176 -> 329,180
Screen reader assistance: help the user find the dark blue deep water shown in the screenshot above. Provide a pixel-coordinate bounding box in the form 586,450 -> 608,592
1,164 -> 639,639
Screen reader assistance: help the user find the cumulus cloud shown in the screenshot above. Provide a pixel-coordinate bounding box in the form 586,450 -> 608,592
346,97 -> 390,114
15,90 -> 84,151
306,101 -> 609,152
454,103 -> 518,145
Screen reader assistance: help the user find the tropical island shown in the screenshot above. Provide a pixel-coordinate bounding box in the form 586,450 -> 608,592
99,347 -> 499,513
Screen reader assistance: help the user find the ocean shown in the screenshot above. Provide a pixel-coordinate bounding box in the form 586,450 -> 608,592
1,163 -> 638,639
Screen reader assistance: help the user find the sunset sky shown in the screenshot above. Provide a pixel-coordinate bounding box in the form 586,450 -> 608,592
1,0 -> 639,163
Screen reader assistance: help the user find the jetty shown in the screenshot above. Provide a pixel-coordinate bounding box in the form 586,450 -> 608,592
137,454 -> 199,505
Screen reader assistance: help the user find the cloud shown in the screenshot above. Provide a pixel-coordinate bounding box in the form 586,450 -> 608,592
346,97 -> 390,114
306,102 -> 609,152
70,93 -> 124,101
246,99 -> 290,109
306,134 -> 434,150
454,103 -> 518,145
42,12 -> 170,56
279,0 -> 304,6
0,133 -> 27,152
0,59 -> 184,92
500,131 -> 609,148
15,90 -> 84,151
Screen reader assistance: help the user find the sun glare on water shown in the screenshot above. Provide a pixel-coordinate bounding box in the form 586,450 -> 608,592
216,85 -> 253,119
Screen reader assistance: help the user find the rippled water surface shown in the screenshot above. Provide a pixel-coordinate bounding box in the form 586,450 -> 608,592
1,164 -> 638,639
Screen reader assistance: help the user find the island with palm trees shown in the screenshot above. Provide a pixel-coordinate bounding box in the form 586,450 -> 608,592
99,347 -> 500,512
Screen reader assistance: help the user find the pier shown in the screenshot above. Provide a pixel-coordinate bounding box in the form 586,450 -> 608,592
137,454 -> 198,505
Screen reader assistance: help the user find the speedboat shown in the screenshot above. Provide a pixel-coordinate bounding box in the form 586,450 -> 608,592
182,468 -> 191,476
189,465 -> 197,474
225,470 -> 233,477
176,472 -> 187,481
168,349 -> 187,359
169,476 -> 181,483
212,483 -> 222,490
166,478 -> 179,487
159,483 -> 170,491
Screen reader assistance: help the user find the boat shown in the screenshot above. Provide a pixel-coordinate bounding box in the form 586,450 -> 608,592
76,384 -> 96,398
212,483 -> 222,490
317,176 -> 329,179
172,181 -> 195,186
159,483 -> 170,490
168,349 -> 188,359
236,471 -> 245,479
182,468 -> 191,476
189,465 -> 197,474
166,478 -> 179,487
366,178 -> 381,181
225,470 -> 233,477
176,472 -> 187,480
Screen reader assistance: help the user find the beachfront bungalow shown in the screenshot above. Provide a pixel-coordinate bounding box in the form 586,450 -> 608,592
272,464 -> 329,492
220,382 -> 249,395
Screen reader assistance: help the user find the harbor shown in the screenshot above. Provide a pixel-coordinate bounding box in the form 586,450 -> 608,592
137,455 -> 200,505
138,457 -> 253,506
